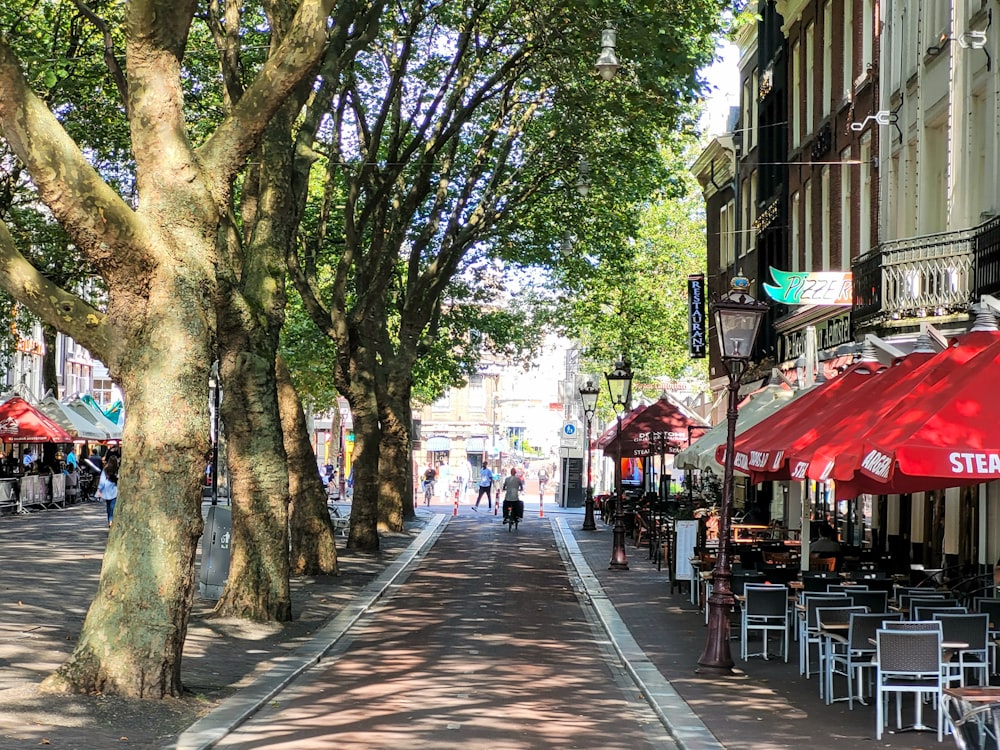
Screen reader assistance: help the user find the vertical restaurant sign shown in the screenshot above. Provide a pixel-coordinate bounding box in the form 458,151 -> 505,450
688,274 -> 706,359
763,267 -> 853,305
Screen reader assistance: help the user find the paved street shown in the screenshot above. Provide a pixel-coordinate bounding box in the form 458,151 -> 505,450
0,500 -> 961,749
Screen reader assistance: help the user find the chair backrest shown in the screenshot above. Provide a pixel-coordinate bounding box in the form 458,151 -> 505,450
827,584 -> 869,593
895,585 -> 945,601
876,629 -> 943,676
802,572 -> 838,591
849,612 -> 903,650
858,577 -> 896,594
912,603 -> 966,621
898,592 -> 948,611
849,589 -> 889,613
760,565 -> 799,585
933,613 -> 989,650
745,585 -> 789,616
816,605 -> 867,630
810,554 -> 837,572
806,596 -> 853,629
883,620 -> 943,632
732,572 -> 766,596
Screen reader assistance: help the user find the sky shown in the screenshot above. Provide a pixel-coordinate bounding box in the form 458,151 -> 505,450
700,39 -> 740,137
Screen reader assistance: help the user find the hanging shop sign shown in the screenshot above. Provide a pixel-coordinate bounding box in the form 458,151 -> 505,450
688,274 -> 707,359
763,267 -> 853,306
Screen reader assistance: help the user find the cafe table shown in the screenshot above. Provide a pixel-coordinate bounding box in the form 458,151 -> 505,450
943,686 -> 1000,745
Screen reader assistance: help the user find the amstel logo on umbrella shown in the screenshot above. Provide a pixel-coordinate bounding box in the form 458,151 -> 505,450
861,449 -> 893,480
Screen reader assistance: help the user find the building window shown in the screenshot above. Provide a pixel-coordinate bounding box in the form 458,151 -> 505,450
468,373 -> 485,412
843,3 -> 854,99
805,22 -> 815,132
804,179 -> 813,269
821,165 -> 831,269
823,1 -> 832,116
860,133 -> 872,254
862,0 -> 874,72
791,190 -> 801,273
840,147 -> 852,270
791,40 -> 801,147
432,391 -> 451,412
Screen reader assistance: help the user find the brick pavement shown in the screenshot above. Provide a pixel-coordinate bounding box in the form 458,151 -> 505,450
0,500 -> 965,749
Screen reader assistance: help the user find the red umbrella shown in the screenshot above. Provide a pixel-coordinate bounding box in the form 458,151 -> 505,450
717,361 -> 881,481
0,397 -> 73,443
791,329 -> 1000,497
598,396 -> 707,458
857,337 -> 1000,489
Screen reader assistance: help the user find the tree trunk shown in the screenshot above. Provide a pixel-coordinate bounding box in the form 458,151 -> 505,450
377,368 -> 416,529
343,373 -> 381,551
41,324 -> 58,397
278,357 -> 338,575
42,290 -> 212,697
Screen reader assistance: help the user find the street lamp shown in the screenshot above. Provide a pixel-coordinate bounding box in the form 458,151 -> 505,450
605,358 -> 633,570
579,380 -> 600,531
595,22 -> 620,81
698,273 -> 768,672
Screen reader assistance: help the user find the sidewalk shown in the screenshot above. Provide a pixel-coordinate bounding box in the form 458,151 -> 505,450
0,500 -> 953,749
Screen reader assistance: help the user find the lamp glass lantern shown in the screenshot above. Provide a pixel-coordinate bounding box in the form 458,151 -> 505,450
579,380 -> 599,417
595,24 -> 620,81
713,275 -> 768,361
605,359 -> 632,409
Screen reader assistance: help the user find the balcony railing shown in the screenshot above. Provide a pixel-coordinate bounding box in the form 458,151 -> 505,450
853,215 -> 1000,328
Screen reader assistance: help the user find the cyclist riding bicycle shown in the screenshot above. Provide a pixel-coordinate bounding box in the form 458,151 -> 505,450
501,467 -> 524,525
421,463 -> 437,506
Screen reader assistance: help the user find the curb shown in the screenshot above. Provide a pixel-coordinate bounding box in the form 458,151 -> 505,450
553,517 -> 725,750
173,513 -> 449,750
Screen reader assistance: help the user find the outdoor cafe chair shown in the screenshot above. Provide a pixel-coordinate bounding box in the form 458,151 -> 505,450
827,583 -> 869,593
849,589 -> 889,614
816,605 -> 867,704
875,629 -> 947,741
741,585 -> 790,661
934,613 -> 990,687
898,591 -> 948,614
913,603 -> 967,621
973,598 -> 1000,673
827,612 -> 904,710
801,571 -> 839,592
800,595 -> 852,677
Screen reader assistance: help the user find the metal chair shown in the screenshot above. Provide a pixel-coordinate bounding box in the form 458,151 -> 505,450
741,585 -> 790,661
849,589 -> 889,614
827,584 -> 868,593
800,595 -> 852,677
934,612 -> 990,687
816,605 -> 867,704
827,612 -> 904,709
875,629 -> 946,741
802,571 -> 839,592
913,604 -> 968,621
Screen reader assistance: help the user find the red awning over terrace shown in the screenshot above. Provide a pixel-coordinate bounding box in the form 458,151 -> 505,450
0,397 -> 73,443
596,395 -> 708,459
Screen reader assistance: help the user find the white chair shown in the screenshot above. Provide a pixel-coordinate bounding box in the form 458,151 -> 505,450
934,612 -> 990,687
827,612 -> 904,709
799,594 -> 852,677
875,629 -> 946,742
741,585 -> 789,661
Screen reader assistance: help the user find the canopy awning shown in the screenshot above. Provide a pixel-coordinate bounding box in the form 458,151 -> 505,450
674,385 -> 798,471
716,360 -> 883,482
425,436 -> 451,451
854,333 -> 1000,491
596,394 -> 708,459
36,396 -> 109,441
0,397 -> 73,443
731,324 -> 1000,499
66,398 -> 123,441
464,436 -> 487,452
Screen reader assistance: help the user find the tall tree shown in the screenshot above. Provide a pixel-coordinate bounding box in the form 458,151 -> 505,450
0,0 -> 335,697
288,0 -> 726,549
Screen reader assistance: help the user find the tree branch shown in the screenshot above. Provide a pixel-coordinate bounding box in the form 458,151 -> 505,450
0,220 -> 110,359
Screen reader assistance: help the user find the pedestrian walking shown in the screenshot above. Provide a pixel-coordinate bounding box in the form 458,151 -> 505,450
96,454 -> 119,528
473,461 -> 493,511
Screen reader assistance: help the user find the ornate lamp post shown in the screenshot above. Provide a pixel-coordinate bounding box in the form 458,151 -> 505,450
579,380 -> 600,531
605,359 -> 633,571
698,274 -> 769,672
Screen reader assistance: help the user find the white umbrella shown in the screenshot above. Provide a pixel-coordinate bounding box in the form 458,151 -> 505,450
37,395 -> 109,441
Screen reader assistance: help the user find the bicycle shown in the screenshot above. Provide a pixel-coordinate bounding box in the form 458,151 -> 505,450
503,497 -> 524,531
422,480 -> 435,506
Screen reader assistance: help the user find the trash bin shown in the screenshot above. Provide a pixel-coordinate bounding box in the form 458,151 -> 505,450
198,504 -> 232,599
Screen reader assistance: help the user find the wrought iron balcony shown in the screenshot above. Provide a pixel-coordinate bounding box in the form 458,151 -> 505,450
853,215 -> 1000,328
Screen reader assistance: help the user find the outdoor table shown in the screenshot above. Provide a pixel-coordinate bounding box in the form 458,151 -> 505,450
943,687 -> 1000,744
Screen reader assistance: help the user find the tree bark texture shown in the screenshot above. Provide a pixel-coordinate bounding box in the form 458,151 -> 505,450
279,357 -> 339,576
377,368 -> 416,529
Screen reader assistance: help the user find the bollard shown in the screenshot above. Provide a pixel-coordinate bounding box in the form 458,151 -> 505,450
539,494 -> 544,518
494,488 -> 499,515
453,489 -> 458,517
